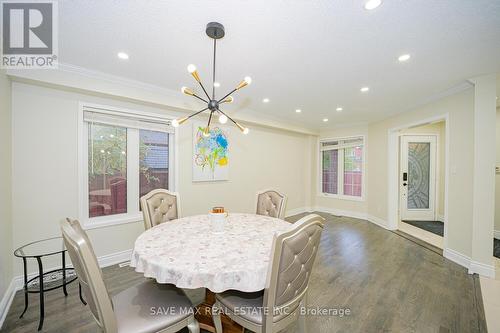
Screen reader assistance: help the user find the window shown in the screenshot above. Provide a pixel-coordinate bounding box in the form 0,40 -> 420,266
80,105 -> 175,228
320,136 -> 364,199
88,123 -> 128,217
139,129 -> 169,198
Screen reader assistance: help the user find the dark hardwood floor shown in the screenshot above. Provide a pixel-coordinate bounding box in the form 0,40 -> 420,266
1,213 -> 486,333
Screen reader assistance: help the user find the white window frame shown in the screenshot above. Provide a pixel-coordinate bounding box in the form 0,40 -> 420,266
78,102 -> 178,229
318,135 -> 366,201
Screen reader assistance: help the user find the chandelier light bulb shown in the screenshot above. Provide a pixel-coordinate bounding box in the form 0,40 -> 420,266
172,116 -> 189,128
236,76 -> 252,90
187,64 -> 197,73
364,0 -> 382,10
219,114 -> 228,124
181,86 -> 194,96
243,128 -> 250,135
222,96 -> 234,104
203,127 -> 210,137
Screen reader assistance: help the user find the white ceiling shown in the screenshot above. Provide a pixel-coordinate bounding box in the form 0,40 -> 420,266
58,0 -> 500,131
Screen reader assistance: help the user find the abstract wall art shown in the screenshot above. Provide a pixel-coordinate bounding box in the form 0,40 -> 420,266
192,122 -> 229,181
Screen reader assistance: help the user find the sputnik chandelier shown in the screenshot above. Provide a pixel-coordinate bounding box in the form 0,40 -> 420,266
171,22 -> 251,135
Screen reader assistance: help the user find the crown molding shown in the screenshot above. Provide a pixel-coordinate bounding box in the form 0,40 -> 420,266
7,63 -> 318,136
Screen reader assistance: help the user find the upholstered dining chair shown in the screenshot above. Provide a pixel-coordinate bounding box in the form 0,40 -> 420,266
139,190 -> 206,307
212,214 -> 324,333
140,189 -> 180,230
60,218 -> 200,333
255,189 -> 287,219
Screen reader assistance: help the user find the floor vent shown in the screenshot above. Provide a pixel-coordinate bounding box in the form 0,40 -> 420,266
118,261 -> 131,268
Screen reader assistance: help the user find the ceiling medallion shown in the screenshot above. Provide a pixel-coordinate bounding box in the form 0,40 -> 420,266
172,22 -> 251,135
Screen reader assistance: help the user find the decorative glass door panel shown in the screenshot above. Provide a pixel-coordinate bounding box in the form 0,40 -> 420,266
407,142 -> 430,209
400,136 -> 436,221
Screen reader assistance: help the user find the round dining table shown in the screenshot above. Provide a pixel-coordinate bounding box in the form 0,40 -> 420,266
130,213 -> 292,293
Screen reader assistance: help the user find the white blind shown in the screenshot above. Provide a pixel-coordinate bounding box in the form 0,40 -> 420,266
320,137 -> 364,151
83,105 -> 175,133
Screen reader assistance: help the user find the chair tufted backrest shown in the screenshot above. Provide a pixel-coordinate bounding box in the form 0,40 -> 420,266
60,218 -> 117,333
256,189 -> 287,219
140,189 -> 179,230
263,214 -> 324,327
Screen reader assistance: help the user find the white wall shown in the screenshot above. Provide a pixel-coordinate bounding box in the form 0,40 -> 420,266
11,82 -> 312,275
470,75 -> 496,271
367,88 -> 474,257
495,110 -> 500,235
310,89 -> 474,258
0,71 -> 13,309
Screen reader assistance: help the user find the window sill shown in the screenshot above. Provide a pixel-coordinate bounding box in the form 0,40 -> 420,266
81,213 -> 143,230
318,193 -> 365,202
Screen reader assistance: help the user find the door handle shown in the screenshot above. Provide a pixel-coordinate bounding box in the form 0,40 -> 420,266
402,182 -> 408,186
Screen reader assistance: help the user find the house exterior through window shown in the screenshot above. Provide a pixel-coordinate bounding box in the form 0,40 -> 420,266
79,104 -> 175,228
320,136 -> 364,200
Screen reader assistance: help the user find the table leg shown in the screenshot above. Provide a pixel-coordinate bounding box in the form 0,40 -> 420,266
36,257 -> 45,331
19,258 -> 29,318
61,252 -> 68,296
79,283 -> 87,305
195,290 -> 243,333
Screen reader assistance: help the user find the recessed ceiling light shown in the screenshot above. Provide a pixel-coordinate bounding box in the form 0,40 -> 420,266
117,52 -> 129,60
398,54 -> 411,62
296,109 -> 302,113
323,118 -> 329,122
364,0 -> 382,10
336,107 -> 343,112
360,87 -> 370,93
262,98 -> 270,103
214,82 -> 220,88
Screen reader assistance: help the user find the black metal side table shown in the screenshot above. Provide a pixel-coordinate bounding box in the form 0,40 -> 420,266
14,237 -> 86,331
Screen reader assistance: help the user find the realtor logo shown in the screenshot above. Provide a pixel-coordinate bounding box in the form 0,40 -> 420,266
1,1 -> 58,68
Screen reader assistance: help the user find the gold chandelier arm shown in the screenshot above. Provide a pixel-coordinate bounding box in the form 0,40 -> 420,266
217,88 -> 238,104
219,96 -> 233,104
172,107 -> 209,127
204,110 -> 214,136
182,87 -> 208,103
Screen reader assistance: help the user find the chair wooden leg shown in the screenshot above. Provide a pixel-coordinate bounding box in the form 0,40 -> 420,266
212,301 -> 223,333
188,316 -> 200,333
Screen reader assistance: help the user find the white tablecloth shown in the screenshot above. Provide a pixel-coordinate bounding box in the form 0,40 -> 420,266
130,213 -> 292,293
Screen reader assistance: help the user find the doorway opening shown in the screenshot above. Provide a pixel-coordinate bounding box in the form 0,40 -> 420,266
393,119 -> 447,249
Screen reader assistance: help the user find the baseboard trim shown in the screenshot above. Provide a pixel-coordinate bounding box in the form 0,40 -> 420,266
469,261 -> 495,278
366,214 -> 393,230
0,279 -> 17,329
494,230 -> 500,240
0,248 -> 133,329
313,206 -> 367,220
443,248 -> 471,270
443,248 -> 495,278
285,207 -> 312,218
312,206 -> 392,230
97,249 -> 133,268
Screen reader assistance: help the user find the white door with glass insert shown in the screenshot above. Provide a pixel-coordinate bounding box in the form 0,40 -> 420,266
400,135 -> 437,221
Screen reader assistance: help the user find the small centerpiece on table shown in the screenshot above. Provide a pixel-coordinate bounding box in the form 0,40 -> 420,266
209,206 -> 228,233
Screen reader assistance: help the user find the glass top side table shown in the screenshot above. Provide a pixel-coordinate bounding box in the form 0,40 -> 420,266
14,236 -> 86,331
